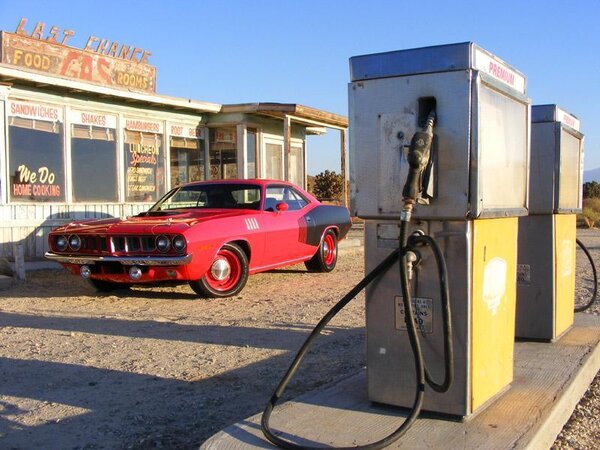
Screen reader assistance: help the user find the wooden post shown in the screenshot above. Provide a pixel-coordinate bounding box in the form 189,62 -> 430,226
283,115 -> 291,181
340,128 -> 349,208
14,243 -> 25,281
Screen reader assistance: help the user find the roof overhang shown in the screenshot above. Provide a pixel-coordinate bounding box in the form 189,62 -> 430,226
221,103 -> 347,130
0,65 -> 222,113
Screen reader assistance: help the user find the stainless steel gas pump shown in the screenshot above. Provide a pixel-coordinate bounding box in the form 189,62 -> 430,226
261,42 -> 531,449
350,42 -> 531,417
516,105 -> 584,340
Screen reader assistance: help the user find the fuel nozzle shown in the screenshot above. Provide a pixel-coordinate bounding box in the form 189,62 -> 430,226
402,110 -> 436,207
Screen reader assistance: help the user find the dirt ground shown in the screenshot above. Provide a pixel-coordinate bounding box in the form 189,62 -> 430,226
0,229 -> 598,450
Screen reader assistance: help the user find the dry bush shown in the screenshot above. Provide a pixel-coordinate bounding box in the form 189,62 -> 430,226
581,198 -> 600,228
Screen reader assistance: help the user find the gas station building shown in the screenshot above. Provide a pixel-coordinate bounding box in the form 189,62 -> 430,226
0,20 -> 348,259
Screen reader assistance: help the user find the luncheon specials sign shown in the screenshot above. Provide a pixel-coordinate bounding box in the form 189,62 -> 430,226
0,18 -> 156,93
125,118 -> 164,200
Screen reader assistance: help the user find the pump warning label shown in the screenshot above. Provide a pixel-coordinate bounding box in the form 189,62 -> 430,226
395,296 -> 433,334
517,264 -> 531,284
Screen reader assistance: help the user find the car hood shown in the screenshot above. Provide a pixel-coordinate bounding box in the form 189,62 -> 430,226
53,210 -> 252,234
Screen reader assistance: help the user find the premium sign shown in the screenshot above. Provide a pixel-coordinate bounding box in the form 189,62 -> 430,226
473,48 -> 526,95
0,18 -> 156,93
556,107 -> 581,132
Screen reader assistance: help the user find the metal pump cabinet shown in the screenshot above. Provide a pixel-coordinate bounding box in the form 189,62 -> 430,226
516,105 -> 584,341
349,42 -> 531,417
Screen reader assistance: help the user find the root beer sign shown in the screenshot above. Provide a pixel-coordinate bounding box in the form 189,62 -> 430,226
0,18 -> 156,93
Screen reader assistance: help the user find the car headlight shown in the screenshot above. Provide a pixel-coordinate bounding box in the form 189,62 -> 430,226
156,235 -> 171,252
172,235 -> 187,253
56,235 -> 68,251
69,235 -> 81,251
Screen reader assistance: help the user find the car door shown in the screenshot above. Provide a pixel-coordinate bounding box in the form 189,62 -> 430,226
261,184 -> 312,266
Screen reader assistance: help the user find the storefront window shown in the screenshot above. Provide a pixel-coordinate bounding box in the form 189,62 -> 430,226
209,127 -> 237,180
265,142 -> 283,180
169,124 -> 205,187
247,129 -> 257,178
71,111 -> 118,202
8,100 -> 65,202
290,144 -> 304,187
124,118 -> 164,202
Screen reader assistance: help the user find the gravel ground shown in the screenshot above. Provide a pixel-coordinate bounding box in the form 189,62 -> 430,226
0,227 -> 597,449
552,228 -> 600,450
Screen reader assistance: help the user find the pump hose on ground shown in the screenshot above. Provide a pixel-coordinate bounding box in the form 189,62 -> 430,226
575,238 -> 598,313
260,220 -> 453,450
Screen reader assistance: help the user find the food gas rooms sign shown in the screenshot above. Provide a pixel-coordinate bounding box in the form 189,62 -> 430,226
0,18 -> 156,93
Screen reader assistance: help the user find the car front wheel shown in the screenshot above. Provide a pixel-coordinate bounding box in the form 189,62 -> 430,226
305,229 -> 338,272
189,243 -> 249,298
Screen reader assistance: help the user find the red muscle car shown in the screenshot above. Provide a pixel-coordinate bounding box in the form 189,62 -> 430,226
45,180 -> 352,298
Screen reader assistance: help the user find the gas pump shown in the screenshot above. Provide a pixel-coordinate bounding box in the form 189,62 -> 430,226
260,42 -> 530,448
351,42 -> 530,417
516,105 -> 584,340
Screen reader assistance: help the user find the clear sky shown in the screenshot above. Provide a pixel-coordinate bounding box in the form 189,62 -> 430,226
0,0 -> 598,175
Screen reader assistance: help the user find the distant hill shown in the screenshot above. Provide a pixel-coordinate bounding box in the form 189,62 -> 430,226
584,168 -> 600,183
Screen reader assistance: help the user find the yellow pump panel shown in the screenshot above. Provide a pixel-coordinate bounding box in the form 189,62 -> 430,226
554,214 -> 576,337
471,217 -> 518,411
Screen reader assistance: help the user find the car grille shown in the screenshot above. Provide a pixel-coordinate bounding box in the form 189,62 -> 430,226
81,236 -> 108,252
110,236 -> 157,253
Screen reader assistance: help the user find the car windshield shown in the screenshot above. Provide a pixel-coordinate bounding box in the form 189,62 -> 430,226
149,184 -> 262,212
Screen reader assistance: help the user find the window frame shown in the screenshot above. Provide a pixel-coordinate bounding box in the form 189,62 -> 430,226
7,102 -> 66,204
264,184 -> 310,211
70,115 -> 119,203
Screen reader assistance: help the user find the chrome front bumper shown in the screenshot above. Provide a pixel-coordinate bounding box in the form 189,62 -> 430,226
44,252 -> 192,266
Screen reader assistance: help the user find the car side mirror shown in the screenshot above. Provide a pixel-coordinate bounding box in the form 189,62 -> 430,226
276,202 -> 289,212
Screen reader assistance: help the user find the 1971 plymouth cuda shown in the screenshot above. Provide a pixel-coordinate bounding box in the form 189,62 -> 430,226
45,180 -> 352,298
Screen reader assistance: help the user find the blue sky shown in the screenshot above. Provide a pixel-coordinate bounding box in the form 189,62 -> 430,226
0,0 -> 598,175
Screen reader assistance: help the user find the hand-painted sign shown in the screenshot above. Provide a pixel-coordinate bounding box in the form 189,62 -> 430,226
169,123 -> 204,139
0,18 -> 156,93
9,99 -> 63,121
70,109 -> 117,128
124,118 -> 163,201
8,100 -> 65,201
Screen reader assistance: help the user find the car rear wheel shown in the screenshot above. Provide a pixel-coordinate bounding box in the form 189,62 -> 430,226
305,229 -> 338,273
87,278 -> 129,292
189,243 -> 249,298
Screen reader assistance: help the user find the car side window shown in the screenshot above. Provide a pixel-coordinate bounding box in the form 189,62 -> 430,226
265,186 -> 309,211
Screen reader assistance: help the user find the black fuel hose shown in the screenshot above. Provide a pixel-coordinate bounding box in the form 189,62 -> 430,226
261,221 -> 452,449
575,238 -> 598,312
407,233 -> 453,393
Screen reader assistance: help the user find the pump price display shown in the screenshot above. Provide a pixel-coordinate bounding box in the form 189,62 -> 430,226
395,296 -> 433,333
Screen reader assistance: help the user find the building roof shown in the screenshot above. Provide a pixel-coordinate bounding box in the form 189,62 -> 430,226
0,66 -> 348,129
220,103 -> 348,129
0,64 -> 221,114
